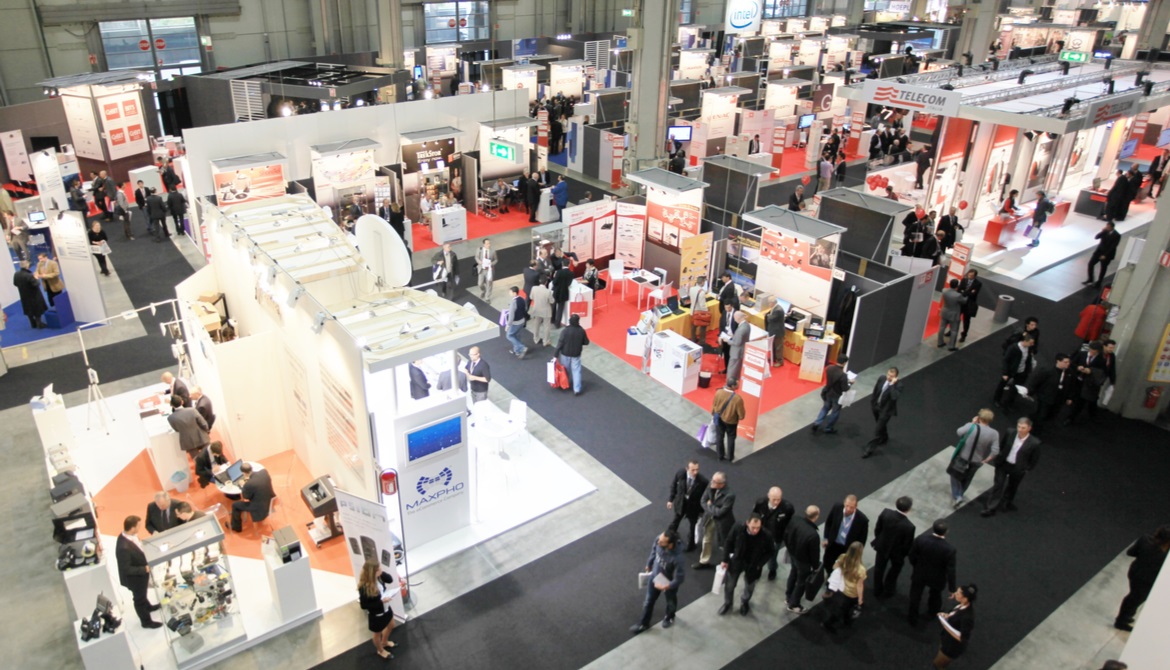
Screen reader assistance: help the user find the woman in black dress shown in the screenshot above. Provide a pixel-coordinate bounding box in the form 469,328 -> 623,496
357,559 -> 398,659
934,583 -> 977,668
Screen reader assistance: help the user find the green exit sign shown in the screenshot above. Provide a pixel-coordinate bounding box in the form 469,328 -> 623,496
621,9 -> 635,17
1059,50 -> 1089,64
489,140 -> 518,162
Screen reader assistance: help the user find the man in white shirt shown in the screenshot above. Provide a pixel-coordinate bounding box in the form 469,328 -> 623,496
115,515 -> 163,627
818,156 -> 834,193
982,418 -> 1041,517
475,238 -> 498,300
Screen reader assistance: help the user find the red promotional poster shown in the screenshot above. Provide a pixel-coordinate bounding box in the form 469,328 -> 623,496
537,109 -> 549,148
127,124 -> 144,143
121,98 -> 139,118
736,341 -> 770,441
103,102 -> 121,121
646,200 -> 701,248
610,134 -> 623,189
938,118 -> 975,163
993,124 -> 1016,149
109,128 -> 126,146
846,108 -> 865,155
213,164 -> 287,205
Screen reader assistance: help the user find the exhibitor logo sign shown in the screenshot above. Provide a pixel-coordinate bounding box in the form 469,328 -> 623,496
122,98 -> 139,117
405,466 -> 465,513
127,124 -> 144,142
724,0 -> 762,35
863,80 -> 960,117
103,102 -> 121,121
109,128 -> 126,145
1084,92 -> 1141,129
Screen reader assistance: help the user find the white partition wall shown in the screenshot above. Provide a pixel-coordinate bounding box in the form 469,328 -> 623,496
50,211 -> 107,324
181,90 -> 529,201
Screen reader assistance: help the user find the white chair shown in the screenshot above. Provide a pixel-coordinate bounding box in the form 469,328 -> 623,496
648,281 -> 673,310
506,399 -> 530,456
607,259 -> 627,300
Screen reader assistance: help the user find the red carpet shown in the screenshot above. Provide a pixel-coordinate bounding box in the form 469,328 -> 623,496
585,284 -> 824,415
413,207 -> 538,252
94,448 -> 353,576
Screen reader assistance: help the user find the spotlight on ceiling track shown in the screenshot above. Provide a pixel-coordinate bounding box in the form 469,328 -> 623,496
1061,97 -> 1080,115
1047,132 -> 1059,140
962,52 -> 973,66
1017,69 -> 1034,85
1105,78 -> 1115,94
940,84 -> 955,91
1135,71 -> 1149,86
991,58 -> 999,71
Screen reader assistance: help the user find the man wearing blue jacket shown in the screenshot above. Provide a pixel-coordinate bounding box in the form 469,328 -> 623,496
629,529 -> 686,634
551,175 -> 569,217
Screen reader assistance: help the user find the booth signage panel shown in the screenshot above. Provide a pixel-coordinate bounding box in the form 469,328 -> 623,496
646,187 -> 702,250
1084,92 -> 1142,130
401,140 -> 455,174
400,446 -> 471,546
98,92 -> 150,161
593,201 -> 616,259
212,164 -> 286,205
615,200 -> 646,269
61,95 -> 103,161
488,139 -> 521,163
1,130 -> 31,182
862,80 -> 960,117
31,148 -> 68,213
314,149 -> 377,187
724,0 -> 763,35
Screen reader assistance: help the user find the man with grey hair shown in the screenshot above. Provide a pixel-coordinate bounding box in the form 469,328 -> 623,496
692,472 -> 736,571
145,491 -> 179,534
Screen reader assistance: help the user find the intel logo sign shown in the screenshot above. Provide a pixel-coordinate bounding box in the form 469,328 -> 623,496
728,1 -> 760,30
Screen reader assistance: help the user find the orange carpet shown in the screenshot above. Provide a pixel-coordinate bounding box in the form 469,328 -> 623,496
93,448 -> 353,576
413,207 -> 539,252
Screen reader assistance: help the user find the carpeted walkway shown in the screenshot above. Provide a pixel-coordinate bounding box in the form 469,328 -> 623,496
314,267 -> 1164,670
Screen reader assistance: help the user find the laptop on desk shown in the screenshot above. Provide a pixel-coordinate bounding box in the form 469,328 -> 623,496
215,459 -> 245,486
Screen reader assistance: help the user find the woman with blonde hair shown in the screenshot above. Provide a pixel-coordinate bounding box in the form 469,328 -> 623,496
357,559 -> 398,659
823,540 -> 866,632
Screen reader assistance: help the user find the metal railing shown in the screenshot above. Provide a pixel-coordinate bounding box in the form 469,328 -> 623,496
1032,78 -> 1170,120
959,62 -> 1144,107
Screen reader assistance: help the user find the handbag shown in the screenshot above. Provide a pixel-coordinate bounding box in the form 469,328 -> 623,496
946,425 -> 980,479
703,418 -> 719,449
695,422 -> 709,446
804,567 -> 826,601
711,564 -> 728,596
691,310 -> 712,327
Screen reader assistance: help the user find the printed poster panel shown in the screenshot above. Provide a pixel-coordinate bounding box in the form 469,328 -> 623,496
975,125 -> 1017,220
98,92 -> 151,161
679,232 -> 712,294
61,95 -> 104,160
314,150 -> 377,188
320,365 -> 363,480
726,230 -> 760,292
334,489 -> 407,620
593,201 -> 617,259
31,148 -> 68,213
757,229 -> 838,318
568,213 -> 595,262
615,200 -> 646,269
646,187 -> 702,252
1,130 -> 31,182
738,339 -> 769,440
1147,323 -> 1170,383
929,117 -> 974,212
212,164 -> 287,205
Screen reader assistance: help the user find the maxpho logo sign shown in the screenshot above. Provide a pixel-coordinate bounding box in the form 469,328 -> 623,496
725,0 -> 762,35
406,466 -> 465,513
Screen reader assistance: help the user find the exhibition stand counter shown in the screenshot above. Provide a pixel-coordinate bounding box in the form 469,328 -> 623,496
430,204 -> 468,243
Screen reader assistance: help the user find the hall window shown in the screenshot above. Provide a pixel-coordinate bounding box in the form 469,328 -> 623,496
99,17 -> 201,71
763,0 -> 809,19
424,2 -> 491,44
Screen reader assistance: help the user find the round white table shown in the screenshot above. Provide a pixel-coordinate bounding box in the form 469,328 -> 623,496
214,461 -> 265,499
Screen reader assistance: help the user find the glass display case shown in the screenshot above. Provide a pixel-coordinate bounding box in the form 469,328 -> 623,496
142,516 -> 246,668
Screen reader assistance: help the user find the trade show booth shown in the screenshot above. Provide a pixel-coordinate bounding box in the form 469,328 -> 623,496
816,187 -> 913,262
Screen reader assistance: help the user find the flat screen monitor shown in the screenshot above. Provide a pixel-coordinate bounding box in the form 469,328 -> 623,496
773,297 -> 792,315
667,126 -> 693,142
1119,138 -> 1139,160
798,114 -> 815,129
225,459 -> 244,482
406,414 -> 464,463
413,65 -> 424,80
1157,127 -> 1170,148
27,210 -> 46,223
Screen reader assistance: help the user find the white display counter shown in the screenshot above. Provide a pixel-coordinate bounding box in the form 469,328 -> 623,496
649,329 -> 702,394
75,624 -> 139,670
535,188 -> 559,223
140,403 -> 187,492
431,205 -> 467,243
262,542 -> 319,623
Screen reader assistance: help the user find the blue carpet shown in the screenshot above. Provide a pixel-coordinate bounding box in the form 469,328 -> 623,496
2,298 -> 92,347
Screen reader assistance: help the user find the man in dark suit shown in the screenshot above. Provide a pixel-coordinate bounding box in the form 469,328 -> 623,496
1026,354 -> 1074,431
717,271 -> 739,320
753,486 -> 795,581
145,188 -> 169,241
864,367 -> 903,457
1084,221 -> 1121,288
956,269 -> 982,343
667,460 -> 709,551
693,472 -> 735,570
784,505 -> 822,614
522,260 -> 542,306
982,417 -> 1041,516
719,514 -> 775,616
191,386 -> 215,430
174,501 -> 207,525
231,463 -> 276,531
872,496 -> 916,598
167,394 -> 209,457
994,334 -> 1035,411
551,264 -> 574,327
194,441 -> 228,488
526,172 -> 542,222
907,519 -> 957,625
134,179 -> 148,215
822,494 -> 870,578
748,134 -> 761,155
116,516 -> 162,628
1066,340 -> 1108,424
145,491 -> 181,534
161,371 -> 190,406
812,354 -> 851,434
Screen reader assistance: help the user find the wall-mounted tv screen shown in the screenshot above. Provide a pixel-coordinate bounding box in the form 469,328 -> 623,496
798,113 -> 815,129
406,414 -> 463,463
667,126 -> 693,142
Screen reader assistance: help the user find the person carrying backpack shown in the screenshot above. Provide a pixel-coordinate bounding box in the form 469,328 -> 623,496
1028,191 -> 1055,247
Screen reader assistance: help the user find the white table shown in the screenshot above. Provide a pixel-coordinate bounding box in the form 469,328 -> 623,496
627,270 -> 661,310
430,205 -> 467,243
649,329 -> 702,394
140,396 -> 187,492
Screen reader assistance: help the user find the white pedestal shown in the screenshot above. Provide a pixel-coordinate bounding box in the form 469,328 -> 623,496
536,189 -> 559,223
565,282 -> 594,328
64,559 -> 119,620
76,624 -> 139,670
626,330 -> 649,357
650,330 -> 702,394
431,205 -> 467,243
141,414 -> 185,491
262,545 -> 319,623
33,400 -> 76,452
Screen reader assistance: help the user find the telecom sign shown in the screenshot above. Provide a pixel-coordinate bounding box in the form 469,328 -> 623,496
724,0 -> 762,35
1059,50 -> 1090,64
863,79 -> 961,117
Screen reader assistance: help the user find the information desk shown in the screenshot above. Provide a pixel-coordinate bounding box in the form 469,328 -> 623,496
649,329 -> 703,394
535,188 -> 559,223
782,330 -> 843,365
139,395 -> 188,492
1074,188 -> 1109,218
430,205 -> 467,243
983,211 -> 1031,247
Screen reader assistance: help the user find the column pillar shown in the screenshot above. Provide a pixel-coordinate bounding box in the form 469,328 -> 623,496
567,0 -> 587,34
374,0 -> 405,69
846,0 -> 865,26
1135,0 -> 1170,52
1108,195 -> 1170,420
954,0 -> 998,65
628,0 -> 681,170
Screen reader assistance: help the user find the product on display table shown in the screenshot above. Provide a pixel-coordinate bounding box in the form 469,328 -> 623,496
649,330 -> 703,394
143,515 -> 245,667
301,475 -> 344,547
